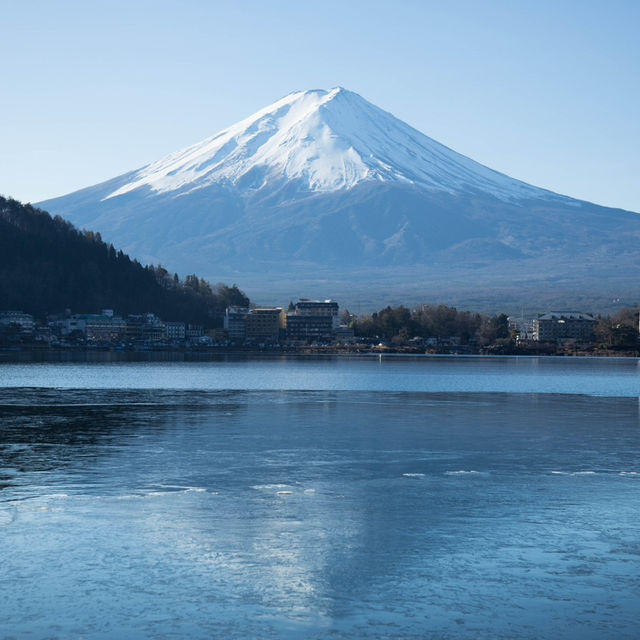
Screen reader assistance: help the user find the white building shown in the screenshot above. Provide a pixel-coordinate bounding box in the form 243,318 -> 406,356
165,321 -> 186,341
533,312 -> 596,342
0,311 -> 35,333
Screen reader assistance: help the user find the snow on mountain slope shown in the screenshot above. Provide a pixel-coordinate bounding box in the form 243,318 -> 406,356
104,87 -> 560,204
38,87 -> 640,311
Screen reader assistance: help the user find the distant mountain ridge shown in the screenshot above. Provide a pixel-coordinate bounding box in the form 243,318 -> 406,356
39,88 -> 640,312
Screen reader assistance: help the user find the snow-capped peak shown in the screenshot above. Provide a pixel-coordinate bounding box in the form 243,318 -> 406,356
105,87 -> 556,202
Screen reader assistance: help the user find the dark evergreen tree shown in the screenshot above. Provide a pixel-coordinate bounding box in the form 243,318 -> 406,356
0,195 -> 249,326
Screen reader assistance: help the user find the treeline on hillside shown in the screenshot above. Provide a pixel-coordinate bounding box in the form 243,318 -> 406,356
594,307 -> 639,348
0,196 -> 248,325
351,304 -> 639,350
351,304 -> 509,346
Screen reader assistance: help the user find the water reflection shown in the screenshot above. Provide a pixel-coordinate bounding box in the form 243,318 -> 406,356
0,389 -> 248,500
1,355 -> 639,396
1,388 -> 639,638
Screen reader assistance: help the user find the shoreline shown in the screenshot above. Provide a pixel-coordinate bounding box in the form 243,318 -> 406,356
1,345 -> 638,364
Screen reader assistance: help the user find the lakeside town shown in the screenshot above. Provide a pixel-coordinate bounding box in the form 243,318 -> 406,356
1,299 -> 639,357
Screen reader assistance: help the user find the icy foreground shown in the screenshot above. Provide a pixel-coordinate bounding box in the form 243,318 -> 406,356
3,359 -> 640,639
39,88 -> 640,309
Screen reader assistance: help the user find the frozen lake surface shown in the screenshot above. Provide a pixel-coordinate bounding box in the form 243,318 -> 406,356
1,356 -> 639,638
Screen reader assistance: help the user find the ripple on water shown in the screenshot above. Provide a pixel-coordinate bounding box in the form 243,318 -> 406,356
252,484 -> 291,490
445,470 -> 488,476
551,471 -> 598,476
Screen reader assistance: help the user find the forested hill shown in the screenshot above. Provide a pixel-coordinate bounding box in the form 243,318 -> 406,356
0,195 -> 249,324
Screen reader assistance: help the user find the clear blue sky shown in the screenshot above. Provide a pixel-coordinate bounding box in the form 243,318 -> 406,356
1,0 -> 638,211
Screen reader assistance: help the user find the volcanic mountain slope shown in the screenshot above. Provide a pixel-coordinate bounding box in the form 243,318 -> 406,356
39,88 -> 640,311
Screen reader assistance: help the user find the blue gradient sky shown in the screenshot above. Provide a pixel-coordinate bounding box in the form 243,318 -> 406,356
1,0 -> 638,211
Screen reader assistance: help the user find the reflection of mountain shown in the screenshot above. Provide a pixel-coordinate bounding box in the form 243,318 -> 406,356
3,385 -> 639,636
39,88 -> 640,311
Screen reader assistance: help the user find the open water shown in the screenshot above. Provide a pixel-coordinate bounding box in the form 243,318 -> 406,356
0,356 -> 639,639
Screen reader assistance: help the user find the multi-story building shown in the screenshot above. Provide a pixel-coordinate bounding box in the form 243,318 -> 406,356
293,299 -> 340,328
0,311 -> 35,333
285,299 -> 340,342
56,311 -> 126,342
507,316 -> 534,341
186,324 -> 204,339
126,314 -> 166,343
56,315 -> 85,336
85,314 -> 127,342
224,306 -> 285,343
246,308 -> 284,343
533,312 -> 596,342
224,306 -> 249,341
285,315 -> 334,342
165,321 -> 186,341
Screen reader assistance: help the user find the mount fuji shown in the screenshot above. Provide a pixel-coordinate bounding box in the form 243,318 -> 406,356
39,88 -> 640,311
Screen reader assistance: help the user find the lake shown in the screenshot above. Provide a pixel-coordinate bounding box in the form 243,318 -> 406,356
1,356 -> 639,639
